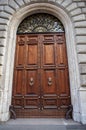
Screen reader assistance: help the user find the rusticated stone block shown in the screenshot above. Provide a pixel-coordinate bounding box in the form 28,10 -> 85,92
0,0 -> 8,5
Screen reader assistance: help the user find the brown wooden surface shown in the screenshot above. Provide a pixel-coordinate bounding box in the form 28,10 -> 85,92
12,33 -> 71,118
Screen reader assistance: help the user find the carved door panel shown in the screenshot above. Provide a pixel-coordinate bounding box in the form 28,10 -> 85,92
12,33 -> 71,117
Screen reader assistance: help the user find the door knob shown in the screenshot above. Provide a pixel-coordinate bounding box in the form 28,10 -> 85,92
29,77 -> 34,86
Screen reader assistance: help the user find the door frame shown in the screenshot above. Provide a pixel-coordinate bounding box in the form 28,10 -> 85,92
1,3 -> 80,122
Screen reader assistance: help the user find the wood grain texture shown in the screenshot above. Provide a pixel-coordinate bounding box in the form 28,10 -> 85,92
12,33 -> 71,117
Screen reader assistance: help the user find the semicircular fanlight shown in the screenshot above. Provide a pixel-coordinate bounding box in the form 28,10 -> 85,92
17,13 -> 64,34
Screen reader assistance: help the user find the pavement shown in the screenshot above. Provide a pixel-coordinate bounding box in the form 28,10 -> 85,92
0,118 -> 86,130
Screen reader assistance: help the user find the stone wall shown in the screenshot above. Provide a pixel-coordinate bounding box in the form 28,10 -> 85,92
0,0 -> 86,124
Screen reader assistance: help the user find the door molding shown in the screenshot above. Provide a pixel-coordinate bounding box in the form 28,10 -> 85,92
1,3 -> 80,122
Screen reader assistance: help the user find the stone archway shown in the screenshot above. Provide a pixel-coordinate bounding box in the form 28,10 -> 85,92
0,3 -> 80,122
12,13 -> 71,118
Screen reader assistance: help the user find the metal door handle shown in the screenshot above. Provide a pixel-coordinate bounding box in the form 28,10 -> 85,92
29,77 -> 34,86
48,77 -> 52,86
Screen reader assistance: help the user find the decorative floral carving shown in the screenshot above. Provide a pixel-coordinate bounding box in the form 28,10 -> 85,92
17,13 -> 64,33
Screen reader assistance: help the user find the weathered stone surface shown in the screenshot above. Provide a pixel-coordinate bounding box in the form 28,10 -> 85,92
74,21 -> 86,27
77,45 -> 86,53
15,0 -> 25,7
78,2 -> 85,7
0,31 -> 7,38
0,18 -> 9,25
0,25 -> 8,31
75,28 -> 86,35
76,36 -> 86,44
0,67 -> 3,76
0,11 -> 12,19
48,0 -> 56,2
8,0 -> 19,10
62,0 -> 72,7
78,54 -> 86,63
23,0 -> 30,4
4,5 -> 15,14
73,14 -> 86,21
81,75 -> 86,86
79,91 -> 86,124
70,8 -> 82,16
0,0 -> 8,5
0,47 -> 5,55
66,2 -> 77,11
0,6 -> 3,11
0,38 -> 6,46
82,8 -> 86,13
55,0 -> 63,4
0,56 -> 4,65
80,64 -> 86,74
73,0 -> 85,1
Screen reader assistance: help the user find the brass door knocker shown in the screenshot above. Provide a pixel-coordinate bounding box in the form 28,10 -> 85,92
29,77 -> 34,86
48,77 -> 52,86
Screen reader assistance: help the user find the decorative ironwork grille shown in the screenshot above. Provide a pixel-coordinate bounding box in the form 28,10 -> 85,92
17,13 -> 64,33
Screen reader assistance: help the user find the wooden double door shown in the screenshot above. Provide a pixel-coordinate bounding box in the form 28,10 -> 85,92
12,33 -> 71,118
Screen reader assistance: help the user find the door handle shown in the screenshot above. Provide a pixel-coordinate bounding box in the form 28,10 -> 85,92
48,77 -> 52,86
29,77 -> 34,86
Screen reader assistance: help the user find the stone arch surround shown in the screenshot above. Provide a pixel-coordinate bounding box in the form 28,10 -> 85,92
0,0 -> 86,124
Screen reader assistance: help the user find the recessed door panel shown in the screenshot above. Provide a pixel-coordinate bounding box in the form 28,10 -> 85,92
26,36 -> 38,44
12,97 -> 23,109
25,69 -> 39,95
16,44 -> 25,67
26,44 -> 38,66
24,97 -> 40,109
13,69 -> 24,96
43,44 -> 55,66
57,68 -> 70,97
42,69 -> 56,94
56,43 -> 67,66
43,98 -> 57,109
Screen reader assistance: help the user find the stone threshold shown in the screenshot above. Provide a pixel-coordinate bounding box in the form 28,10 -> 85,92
4,118 -> 81,125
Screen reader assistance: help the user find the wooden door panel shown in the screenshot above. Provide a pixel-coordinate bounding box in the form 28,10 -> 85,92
58,98 -> 71,109
26,35 -> 38,44
43,35 -> 54,42
43,97 -> 57,109
16,36 -> 26,67
57,68 -> 70,97
25,69 -> 39,95
24,97 -> 40,109
16,44 -> 25,67
43,44 -> 55,66
12,97 -> 23,109
42,69 -> 56,94
56,43 -> 67,66
12,69 -> 25,109
17,35 -> 26,44
55,34 -> 67,66
13,69 -> 24,96
42,68 -> 58,110
26,44 -> 38,66
56,34 -> 64,43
